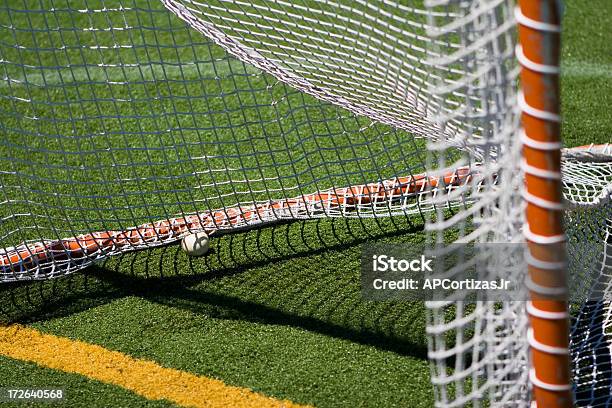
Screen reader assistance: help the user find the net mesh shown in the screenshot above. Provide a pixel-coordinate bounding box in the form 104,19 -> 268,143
1,0 -> 434,278
424,1 -> 529,405
566,145 -> 612,407
0,0 -> 610,406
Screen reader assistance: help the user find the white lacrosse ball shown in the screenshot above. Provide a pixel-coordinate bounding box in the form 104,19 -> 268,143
180,232 -> 210,256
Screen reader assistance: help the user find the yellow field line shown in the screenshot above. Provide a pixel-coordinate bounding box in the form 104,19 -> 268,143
0,324 -> 312,408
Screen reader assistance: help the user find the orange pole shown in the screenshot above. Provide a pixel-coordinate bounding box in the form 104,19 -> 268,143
517,1 -> 572,406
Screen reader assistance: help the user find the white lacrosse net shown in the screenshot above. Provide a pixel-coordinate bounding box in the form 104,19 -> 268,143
1,0 -> 461,281
0,0 -> 610,406
565,144 -> 612,408
424,0 -> 528,405
424,0 -> 612,405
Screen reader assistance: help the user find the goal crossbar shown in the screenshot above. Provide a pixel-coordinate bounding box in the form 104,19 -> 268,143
2,144 -> 609,282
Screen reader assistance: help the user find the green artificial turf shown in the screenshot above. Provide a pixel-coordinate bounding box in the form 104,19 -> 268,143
1,217 -> 433,407
561,0 -> 612,147
0,356 -> 174,407
0,0 -> 610,407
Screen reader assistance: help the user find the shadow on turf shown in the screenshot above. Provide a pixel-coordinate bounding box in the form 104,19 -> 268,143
0,216 -> 430,359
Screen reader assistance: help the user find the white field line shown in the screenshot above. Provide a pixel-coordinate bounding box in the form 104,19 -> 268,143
3,59 -> 609,90
562,61 -> 612,78
0,59 -> 261,87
